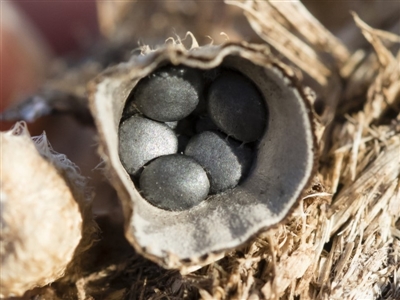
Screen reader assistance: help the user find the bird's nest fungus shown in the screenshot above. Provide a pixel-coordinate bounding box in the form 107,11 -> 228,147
1,1 -> 399,300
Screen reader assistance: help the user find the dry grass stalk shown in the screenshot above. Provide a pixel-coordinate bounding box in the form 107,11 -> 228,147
227,0 -> 350,68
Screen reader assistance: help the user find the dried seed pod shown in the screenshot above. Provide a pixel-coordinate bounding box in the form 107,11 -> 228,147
0,122 -> 89,297
89,42 -> 317,270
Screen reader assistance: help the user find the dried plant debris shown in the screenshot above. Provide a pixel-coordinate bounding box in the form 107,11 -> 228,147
0,122 -> 96,298
224,0 -> 350,136
226,0 -> 351,83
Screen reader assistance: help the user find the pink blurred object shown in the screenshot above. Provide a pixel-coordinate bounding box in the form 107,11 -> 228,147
14,1 -> 99,55
1,2 -> 50,111
1,1 -> 99,131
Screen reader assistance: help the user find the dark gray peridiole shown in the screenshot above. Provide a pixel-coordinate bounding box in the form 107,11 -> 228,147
119,66 -> 267,211
185,131 -> 253,194
119,115 -> 178,175
140,154 -> 210,211
208,71 -> 267,142
134,66 -> 204,122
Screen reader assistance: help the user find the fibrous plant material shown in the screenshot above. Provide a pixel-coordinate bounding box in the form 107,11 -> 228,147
0,122 -> 87,297
226,0 -> 347,86
225,0 -> 349,127
89,39 -> 317,270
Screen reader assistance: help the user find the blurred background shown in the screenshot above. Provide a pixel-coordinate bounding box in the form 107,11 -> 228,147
3,0 -> 399,117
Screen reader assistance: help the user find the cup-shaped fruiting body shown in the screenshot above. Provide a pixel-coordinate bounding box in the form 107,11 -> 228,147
89,42 -> 317,270
0,122 -> 84,297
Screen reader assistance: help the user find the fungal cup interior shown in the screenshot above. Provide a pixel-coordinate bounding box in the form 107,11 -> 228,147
92,46 -> 315,264
119,63 -> 267,211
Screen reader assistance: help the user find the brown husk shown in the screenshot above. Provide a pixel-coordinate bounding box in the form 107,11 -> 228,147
0,123 -> 97,298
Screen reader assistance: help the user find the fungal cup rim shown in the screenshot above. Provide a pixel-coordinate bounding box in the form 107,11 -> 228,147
89,42 -> 318,269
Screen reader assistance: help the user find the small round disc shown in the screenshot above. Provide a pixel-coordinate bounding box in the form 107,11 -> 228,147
140,154 -> 210,211
207,71 -> 267,142
134,66 -> 203,122
119,115 -> 178,175
185,131 -> 253,193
